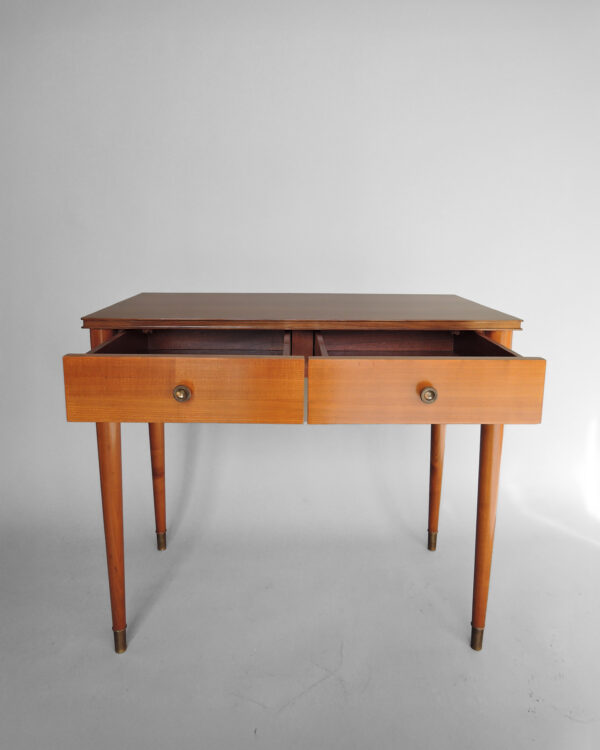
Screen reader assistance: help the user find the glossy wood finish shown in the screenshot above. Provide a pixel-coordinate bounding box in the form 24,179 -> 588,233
471,424 -> 504,651
89,328 -> 115,348
428,424 -> 446,551
483,329 -> 514,349
64,355 -> 305,423
82,293 -> 522,331
96,422 -> 126,653
469,330 -> 513,650
307,356 -> 545,424
66,295 -> 545,653
149,423 -> 166,550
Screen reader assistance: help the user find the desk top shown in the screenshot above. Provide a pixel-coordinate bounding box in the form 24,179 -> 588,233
82,293 -> 522,331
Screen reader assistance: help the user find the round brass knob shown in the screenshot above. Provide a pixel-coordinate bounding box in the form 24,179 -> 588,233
172,385 -> 191,402
420,386 -> 438,404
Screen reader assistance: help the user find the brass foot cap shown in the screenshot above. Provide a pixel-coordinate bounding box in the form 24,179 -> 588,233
156,531 -> 167,551
470,626 -> 484,651
427,531 -> 437,551
113,628 -> 127,654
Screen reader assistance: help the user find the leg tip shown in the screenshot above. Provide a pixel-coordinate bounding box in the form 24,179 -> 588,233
156,531 -> 167,551
113,628 -> 127,654
427,531 -> 437,551
470,626 -> 484,651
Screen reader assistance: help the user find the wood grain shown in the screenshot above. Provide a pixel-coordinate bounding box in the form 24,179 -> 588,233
90,329 -> 116,349
64,355 -> 305,423
428,424 -> 446,546
307,357 -> 545,424
291,330 -> 314,375
318,330 -> 454,354
482,330 -> 514,348
149,423 -> 166,540
471,424 -> 504,649
96,423 -> 126,642
82,293 -> 522,331
291,330 -> 314,356
94,329 -> 290,355
65,297 -> 546,654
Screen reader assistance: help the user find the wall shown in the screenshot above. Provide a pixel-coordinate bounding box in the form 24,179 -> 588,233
2,0 -> 599,543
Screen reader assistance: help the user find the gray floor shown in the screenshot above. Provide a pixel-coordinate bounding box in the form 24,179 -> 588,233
2,423 -> 599,749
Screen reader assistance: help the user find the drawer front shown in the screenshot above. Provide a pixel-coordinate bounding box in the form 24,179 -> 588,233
64,355 -> 305,423
308,357 -> 545,424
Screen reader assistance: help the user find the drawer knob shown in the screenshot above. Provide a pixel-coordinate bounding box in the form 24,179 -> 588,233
420,386 -> 438,404
173,385 -> 191,402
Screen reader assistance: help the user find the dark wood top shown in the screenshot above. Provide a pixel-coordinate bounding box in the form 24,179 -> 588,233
82,293 -> 522,331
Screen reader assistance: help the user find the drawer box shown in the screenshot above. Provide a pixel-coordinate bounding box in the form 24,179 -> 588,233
308,331 -> 545,424
64,330 -> 304,423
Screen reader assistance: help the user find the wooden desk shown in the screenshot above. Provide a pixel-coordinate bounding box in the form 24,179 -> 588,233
63,294 -> 546,653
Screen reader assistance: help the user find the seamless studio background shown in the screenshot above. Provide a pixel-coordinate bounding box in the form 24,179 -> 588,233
1,1 -> 599,749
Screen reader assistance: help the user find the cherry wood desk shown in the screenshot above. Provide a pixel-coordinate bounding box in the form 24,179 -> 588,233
63,293 -> 546,653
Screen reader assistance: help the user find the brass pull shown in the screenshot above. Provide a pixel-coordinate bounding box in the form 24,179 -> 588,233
172,385 -> 191,402
420,386 -> 438,404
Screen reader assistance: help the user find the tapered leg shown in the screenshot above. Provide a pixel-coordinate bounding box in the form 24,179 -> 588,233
96,422 -> 127,654
149,423 -> 166,550
427,424 -> 446,550
471,424 -> 504,651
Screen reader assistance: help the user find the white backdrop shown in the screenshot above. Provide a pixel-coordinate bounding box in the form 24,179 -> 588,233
2,0 -> 598,537
1,2 -> 599,747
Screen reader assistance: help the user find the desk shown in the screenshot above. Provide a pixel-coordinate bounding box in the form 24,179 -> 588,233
63,293 -> 546,653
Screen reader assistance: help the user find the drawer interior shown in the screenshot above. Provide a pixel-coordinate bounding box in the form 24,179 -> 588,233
313,331 -> 518,358
93,329 -> 292,356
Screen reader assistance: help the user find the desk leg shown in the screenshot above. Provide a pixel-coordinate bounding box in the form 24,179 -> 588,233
96,422 -> 127,654
149,423 -> 166,550
471,424 -> 503,651
427,424 -> 446,550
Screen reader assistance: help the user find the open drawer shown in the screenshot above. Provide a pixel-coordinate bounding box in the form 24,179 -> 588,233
64,330 -> 304,423
308,331 -> 545,424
